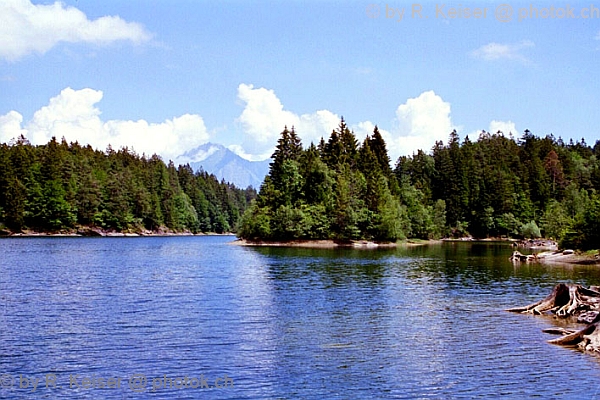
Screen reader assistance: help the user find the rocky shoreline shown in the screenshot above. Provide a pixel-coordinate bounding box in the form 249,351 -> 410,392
232,239 -> 442,249
510,249 -> 600,265
232,239 -> 394,248
0,226 -> 235,237
237,238 -> 600,265
512,238 -> 558,250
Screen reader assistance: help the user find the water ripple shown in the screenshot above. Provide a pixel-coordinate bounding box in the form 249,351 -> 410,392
1,237 -> 600,399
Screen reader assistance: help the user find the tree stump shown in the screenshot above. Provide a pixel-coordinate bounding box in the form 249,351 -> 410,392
507,283 -> 600,352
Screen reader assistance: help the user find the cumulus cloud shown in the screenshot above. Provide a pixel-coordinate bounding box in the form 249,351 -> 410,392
489,120 -> 518,136
353,119 -> 392,146
0,85 -> 512,167
236,83 -> 339,159
471,40 -> 534,64
0,110 -> 27,144
0,0 -> 152,61
0,87 -> 209,161
227,144 -> 260,161
236,85 -> 456,162
386,90 -> 455,159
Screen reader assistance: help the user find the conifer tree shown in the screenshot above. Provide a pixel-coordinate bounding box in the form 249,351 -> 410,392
368,126 -> 392,176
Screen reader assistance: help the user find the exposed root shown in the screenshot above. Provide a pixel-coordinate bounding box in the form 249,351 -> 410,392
547,313 -> 600,352
506,283 -> 571,315
542,327 -> 577,336
508,284 -> 600,352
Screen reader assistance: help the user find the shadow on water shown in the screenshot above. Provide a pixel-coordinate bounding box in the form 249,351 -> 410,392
250,241 -> 600,289
250,246 -> 396,288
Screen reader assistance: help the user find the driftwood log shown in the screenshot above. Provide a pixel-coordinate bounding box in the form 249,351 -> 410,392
509,251 -> 538,262
507,283 -> 600,352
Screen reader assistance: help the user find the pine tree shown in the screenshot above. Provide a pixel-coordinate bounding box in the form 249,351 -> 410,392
322,130 -> 342,169
269,126 -> 303,187
368,126 -> 392,176
338,118 -> 358,167
543,149 -> 564,194
300,143 -> 334,206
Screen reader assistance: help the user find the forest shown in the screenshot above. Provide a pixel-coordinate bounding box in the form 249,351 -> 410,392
238,119 -> 600,250
0,136 -> 255,234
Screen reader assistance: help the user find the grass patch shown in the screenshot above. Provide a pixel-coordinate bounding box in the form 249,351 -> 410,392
582,249 -> 600,256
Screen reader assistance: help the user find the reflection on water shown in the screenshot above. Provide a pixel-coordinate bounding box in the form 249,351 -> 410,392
1,237 -> 600,399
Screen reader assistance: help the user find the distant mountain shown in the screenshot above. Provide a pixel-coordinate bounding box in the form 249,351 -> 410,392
179,143 -> 270,189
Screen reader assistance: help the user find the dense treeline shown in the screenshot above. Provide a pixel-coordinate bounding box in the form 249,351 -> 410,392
239,120 -> 600,250
398,129 -> 600,249
239,119 -> 440,242
0,136 -> 255,234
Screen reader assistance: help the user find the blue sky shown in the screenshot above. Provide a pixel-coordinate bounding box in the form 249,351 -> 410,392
1,0 -> 599,163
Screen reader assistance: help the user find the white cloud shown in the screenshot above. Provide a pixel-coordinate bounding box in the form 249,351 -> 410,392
192,145 -> 222,162
353,120 -> 392,146
297,110 -> 340,143
236,85 -> 456,163
237,84 -> 298,146
26,87 -> 104,145
386,90 -> 454,159
0,85 -> 513,168
471,40 -> 534,64
236,83 -> 339,158
0,87 -> 209,161
489,120 -> 518,136
228,144 -> 263,162
0,0 -> 152,61
0,110 -> 26,144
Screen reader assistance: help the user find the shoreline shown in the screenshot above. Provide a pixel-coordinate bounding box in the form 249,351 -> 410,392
236,238 -> 600,265
534,250 -> 600,266
231,239 -> 443,249
0,227 -> 236,238
3,231 -> 598,265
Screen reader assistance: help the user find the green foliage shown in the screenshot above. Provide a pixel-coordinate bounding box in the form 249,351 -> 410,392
397,178 -> 434,239
300,203 -> 331,239
237,202 -> 271,240
450,221 -> 470,239
0,137 -> 254,233
173,193 -> 199,233
432,200 -> 447,239
5,177 -> 26,231
322,118 -> 358,169
240,121 -> 600,248
541,200 -> 572,241
561,196 -> 600,250
369,126 -> 392,176
521,220 -> 542,239
578,197 -> 600,250
374,186 -> 407,241
271,205 -> 306,240
496,213 -> 522,238
331,166 -> 365,241
397,131 -> 600,243
269,126 -> 303,191
240,122 -> 407,242
299,144 -> 334,207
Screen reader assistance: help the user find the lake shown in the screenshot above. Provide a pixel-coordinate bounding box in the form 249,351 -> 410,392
1,236 -> 600,399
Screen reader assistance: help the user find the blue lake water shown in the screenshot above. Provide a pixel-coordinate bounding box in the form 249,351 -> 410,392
1,236 -> 600,399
